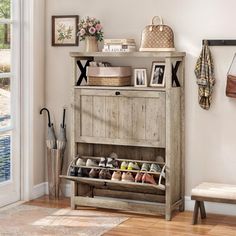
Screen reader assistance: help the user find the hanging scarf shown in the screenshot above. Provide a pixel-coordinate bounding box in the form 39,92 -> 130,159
194,42 -> 215,110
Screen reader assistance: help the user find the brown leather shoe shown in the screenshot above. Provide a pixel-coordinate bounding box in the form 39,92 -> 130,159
142,173 -> 156,185
99,169 -> 111,179
135,172 -> 143,182
89,168 -> 99,178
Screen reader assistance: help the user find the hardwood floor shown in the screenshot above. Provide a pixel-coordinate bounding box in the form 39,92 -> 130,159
26,196 -> 236,236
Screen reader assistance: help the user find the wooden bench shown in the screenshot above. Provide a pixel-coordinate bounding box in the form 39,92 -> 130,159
191,182 -> 236,224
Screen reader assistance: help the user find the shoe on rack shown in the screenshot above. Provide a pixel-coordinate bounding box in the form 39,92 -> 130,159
141,163 -> 150,172
77,167 -> 87,177
106,157 -> 119,168
127,162 -> 140,170
121,172 -> 135,182
99,157 -> 106,167
99,169 -> 106,179
142,173 -> 156,185
108,152 -> 118,159
76,158 -> 86,166
134,172 -> 143,183
105,170 -> 112,179
89,168 -> 99,178
99,169 -> 111,179
86,159 -> 98,167
156,156 -> 165,163
111,171 -> 121,181
120,161 -> 128,170
69,166 -> 78,176
150,163 -> 162,173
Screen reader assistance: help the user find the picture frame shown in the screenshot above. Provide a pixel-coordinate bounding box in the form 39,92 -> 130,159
134,68 -> 147,87
52,15 -> 79,46
150,62 -> 166,87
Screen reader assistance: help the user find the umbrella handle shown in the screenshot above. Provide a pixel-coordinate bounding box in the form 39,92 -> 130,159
62,108 -> 66,128
40,108 -> 52,127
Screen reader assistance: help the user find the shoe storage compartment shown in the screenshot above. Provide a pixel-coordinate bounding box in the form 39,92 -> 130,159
61,144 -> 166,205
65,52 -> 185,220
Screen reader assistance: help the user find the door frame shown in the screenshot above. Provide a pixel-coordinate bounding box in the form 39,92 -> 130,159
0,0 -> 22,207
20,0 -> 35,201
21,0 -> 46,201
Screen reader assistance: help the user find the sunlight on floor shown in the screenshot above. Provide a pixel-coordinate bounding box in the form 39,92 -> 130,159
32,208 -> 128,228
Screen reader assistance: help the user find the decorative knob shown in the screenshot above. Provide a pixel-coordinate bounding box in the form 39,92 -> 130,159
115,91 -> 121,96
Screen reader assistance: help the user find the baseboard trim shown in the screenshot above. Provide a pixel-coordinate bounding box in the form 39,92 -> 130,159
31,182 -> 47,199
31,182 -> 71,200
185,196 -> 236,216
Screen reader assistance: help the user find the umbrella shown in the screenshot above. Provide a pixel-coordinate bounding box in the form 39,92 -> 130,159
56,108 -> 67,150
40,108 -> 57,149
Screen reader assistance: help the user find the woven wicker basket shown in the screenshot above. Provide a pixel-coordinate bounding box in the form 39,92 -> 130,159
87,66 -> 131,86
88,76 -> 130,86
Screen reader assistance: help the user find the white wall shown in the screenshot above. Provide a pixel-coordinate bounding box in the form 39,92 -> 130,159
45,0 -> 236,201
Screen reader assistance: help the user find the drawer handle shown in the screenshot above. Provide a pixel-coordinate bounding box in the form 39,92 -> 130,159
115,91 -> 121,96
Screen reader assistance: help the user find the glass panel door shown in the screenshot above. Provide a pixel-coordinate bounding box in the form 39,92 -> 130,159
0,0 -> 20,207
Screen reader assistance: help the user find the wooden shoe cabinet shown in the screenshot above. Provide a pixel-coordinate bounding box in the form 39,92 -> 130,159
62,51 -> 185,220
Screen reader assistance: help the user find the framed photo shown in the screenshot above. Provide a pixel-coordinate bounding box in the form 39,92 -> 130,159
134,68 -> 147,87
52,15 -> 79,46
150,62 -> 166,87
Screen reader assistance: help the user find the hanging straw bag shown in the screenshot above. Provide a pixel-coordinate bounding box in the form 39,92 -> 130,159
139,16 -> 175,52
226,54 -> 236,98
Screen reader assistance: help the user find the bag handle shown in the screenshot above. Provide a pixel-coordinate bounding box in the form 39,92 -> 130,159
150,16 -> 164,31
151,16 -> 163,25
228,53 -> 236,75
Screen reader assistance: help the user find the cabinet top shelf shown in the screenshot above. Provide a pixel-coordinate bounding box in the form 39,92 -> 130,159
70,51 -> 186,59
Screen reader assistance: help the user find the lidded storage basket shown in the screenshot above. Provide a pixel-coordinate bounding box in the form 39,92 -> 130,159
87,66 -> 132,86
139,16 -> 175,52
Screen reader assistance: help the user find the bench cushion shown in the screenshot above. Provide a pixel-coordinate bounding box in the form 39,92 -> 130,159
191,182 -> 236,202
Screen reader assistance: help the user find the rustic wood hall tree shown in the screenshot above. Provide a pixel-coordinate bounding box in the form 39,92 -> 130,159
62,51 -> 185,221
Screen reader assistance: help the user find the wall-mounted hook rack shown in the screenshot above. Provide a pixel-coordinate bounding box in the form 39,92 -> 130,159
203,40 -> 236,46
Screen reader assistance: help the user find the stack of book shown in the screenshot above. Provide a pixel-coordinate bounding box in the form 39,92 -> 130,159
102,39 -> 136,52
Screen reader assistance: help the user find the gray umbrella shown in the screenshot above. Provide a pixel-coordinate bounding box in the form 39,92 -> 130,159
56,108 -> 67,150
40,108 -> 57,149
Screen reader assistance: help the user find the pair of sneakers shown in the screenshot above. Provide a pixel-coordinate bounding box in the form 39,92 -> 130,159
99,157 -> 118,168
76,158 -> 98,167
111,171 -> 135,182
89,168 -> 112,179
141,163 -> 162,173
120,162 -> 140,170
135,172 -> 157,185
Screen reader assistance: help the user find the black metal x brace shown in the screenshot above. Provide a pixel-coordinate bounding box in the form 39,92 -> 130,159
76,59 -> 93,86
172,61 -> 181,87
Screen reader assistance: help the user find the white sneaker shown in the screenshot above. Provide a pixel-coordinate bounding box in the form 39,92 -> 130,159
76,158 -> 86,166
106,157 -> 119,168
99,157 -> 106,167
86,159 -> 98,167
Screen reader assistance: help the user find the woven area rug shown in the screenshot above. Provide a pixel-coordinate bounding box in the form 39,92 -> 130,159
0,204 -> 128,236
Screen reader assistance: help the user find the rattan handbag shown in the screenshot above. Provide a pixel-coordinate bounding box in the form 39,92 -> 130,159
139,16 -> 175,52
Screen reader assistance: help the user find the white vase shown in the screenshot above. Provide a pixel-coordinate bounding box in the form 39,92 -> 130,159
84,36 -> 98,52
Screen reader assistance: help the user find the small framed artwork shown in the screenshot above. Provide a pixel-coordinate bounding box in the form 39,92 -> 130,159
134,68 -> 147,87
52,15 -> 79,46
150,62 -> 166,87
